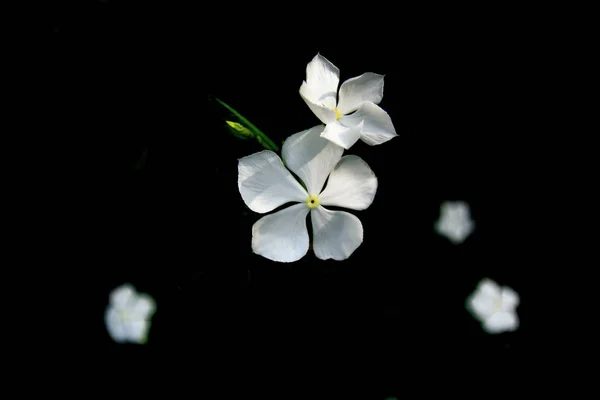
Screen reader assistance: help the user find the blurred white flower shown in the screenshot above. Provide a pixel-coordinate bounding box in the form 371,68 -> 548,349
105,283 -> 156,344
238,125 -> 378,262
434,201 -> 474,244
467,278 -> 520,334
299,53 -> 398,150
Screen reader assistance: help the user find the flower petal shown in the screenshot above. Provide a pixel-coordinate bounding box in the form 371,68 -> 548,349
252,203 -> 310,263
467,279 -> 502,320
321,120 -> 364,150
300,82 -> 337,124
467,292 -> 496,321
303,53 -> 339,109
501,287 -> 519,311
282,125 -> 344,195
109,284 -> 135,310
319,155 -> 377,210
105,307 -> 127,343
477,278 -> 501,298
125,319 -> 151,344
337,73 -> 384,115
435,217 -> 474,244
128,294 -> 156,320
483,311 -> 519,334
238,150 -> 307,213
311,206 -> 363,261
340,102 -> 397,146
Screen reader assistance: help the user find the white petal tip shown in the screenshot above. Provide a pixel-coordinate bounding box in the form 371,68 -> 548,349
362,134 -> 398,146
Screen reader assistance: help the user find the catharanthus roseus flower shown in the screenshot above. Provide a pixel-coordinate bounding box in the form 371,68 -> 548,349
105,283 -> 156,344
299,53 -> 398,149
466,278 -> 520,334
434,201 -> 474,244
238,125 -> 378,262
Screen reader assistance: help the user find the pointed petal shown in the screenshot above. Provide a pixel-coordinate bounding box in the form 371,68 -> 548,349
340,102 -> 397,146
501,287 -> 520,311
238,150 -> 307,213
125,319 -> 151,344
321,120 -> 363,150
252,203 -> 310,263
337,73 -> 384,114
319,155 -> 377,210
483,312 -> 519,334
109,284 -> 135,310
311,206 -> 363,261
129,294 -> 157,320
303,53 -> 339,109
105,307 -> 127,343
300,82 -> 337,124
282,125 -> 344,195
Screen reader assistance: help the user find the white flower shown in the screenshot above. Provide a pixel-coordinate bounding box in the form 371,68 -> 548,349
466,278 -> 520,334
238,125 -> 378,262
299,53 -> 398,150
105,283 -> 156,344
434,201 -> 474,244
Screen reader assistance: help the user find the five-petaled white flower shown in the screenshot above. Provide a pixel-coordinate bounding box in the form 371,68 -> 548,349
435,201 -> 474,244
299,53 -> 398,150
238,124 -> 378,262
466,278 -> 520,334
105,283 -> 156,344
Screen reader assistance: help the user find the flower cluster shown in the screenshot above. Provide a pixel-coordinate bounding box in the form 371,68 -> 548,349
238,54 -> 398,263
104,54 -> 522,345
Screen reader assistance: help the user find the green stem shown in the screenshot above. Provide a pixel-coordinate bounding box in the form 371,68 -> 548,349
215,98 -> 279,152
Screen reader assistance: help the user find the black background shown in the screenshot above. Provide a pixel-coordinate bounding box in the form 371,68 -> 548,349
53,2 -> 552,392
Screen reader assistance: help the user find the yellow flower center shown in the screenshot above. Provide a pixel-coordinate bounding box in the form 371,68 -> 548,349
493,297 -> 503,312
334,108 -> 342,120
305,194 -> 320,209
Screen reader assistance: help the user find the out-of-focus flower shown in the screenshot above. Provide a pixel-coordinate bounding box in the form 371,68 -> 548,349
434,201 -> 474,244
299,53 -> 397,149
238,125 -> 378,262
467,278 -> 520,334
105,283 -> 156,344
